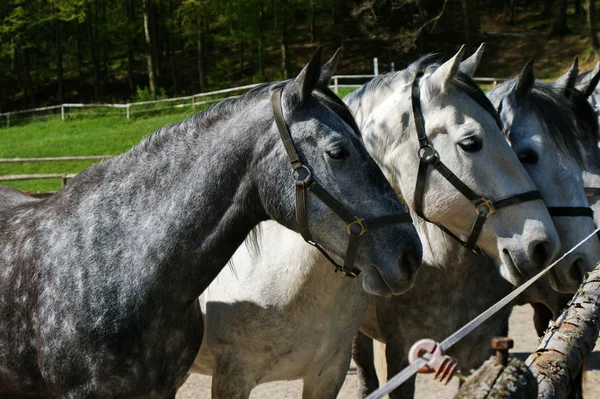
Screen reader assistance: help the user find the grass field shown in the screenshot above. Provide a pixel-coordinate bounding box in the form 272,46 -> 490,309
0,87 -> 361,194
0,113 -> 196,193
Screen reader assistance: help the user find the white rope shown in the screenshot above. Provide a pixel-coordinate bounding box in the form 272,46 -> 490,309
365,226 -> 600,399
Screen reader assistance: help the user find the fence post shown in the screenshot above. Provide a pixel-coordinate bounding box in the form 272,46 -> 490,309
334,77 -> 339,94
192,95 -> 196,110
61,175 -> 67,188
373,58 -> 379,76
61,106 -> 65,121
126,104 -> 131,120
6,114 -> 9,128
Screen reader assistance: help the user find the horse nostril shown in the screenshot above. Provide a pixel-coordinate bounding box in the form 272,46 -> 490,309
531,241 -> 550,269
569,258 -> 584,285
399,252 -> 419,281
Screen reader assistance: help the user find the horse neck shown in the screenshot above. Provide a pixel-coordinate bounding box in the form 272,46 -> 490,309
344,71 -> 410,126
54,107 -> 271,303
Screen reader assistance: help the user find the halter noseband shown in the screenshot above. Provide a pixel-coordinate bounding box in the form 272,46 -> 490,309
271,87 -> 413,278
411,71 -> 544,253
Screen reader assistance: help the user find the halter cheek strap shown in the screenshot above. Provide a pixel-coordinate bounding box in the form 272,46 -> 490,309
271,87 -> 413,278
411,72 -> 544,253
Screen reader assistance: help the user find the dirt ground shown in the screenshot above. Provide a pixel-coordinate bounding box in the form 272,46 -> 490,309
176,304 -> 600,398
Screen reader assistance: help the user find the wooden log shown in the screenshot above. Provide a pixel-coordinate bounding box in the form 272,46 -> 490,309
526,264 -> 600,399
454,357 -> 537,399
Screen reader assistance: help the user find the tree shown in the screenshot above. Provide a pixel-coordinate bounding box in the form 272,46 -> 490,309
587,0 -> 600,53
143,0 -> 157,97
551,0 -> 571,36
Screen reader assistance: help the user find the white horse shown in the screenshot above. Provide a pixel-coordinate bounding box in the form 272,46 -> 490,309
353,54 -> 600,399
185,47 -> 560,398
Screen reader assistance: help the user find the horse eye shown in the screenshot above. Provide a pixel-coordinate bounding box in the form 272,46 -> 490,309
326,148 -> 349,160
518,149 -> 538,165
458,137 -> 482,153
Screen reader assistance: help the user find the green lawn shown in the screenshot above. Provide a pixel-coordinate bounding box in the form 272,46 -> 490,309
1,88 -> 363,194
0,113 -> 195,193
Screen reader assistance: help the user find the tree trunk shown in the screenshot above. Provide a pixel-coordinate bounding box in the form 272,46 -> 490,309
575,0 -> 582,16
196,6 -> 208,92
239,41 -> 244,75
86,2 -> 100,101
56,18 -> 64,104
543,0 -> 553,15
126,0 -> 135,94
143,0 -> 157,97
551,0 -> 571,36
257,1 -> 264,79
462,0 -> 473,54
75,22 -> 84,101
526,264 -> 600,398
21,47 -> 35,108
309,0 -> 316,43
587,0 -> 600,52
151,0 -> 160,78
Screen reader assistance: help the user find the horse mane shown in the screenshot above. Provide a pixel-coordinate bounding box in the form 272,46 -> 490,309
348,54 -> 500,125
129,80 -> 361,159
500,79 -> 583,166
565,87 -> 600,168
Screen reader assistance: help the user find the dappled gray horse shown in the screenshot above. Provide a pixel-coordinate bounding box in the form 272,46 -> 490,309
188,46 -> 560,399
0,49 -> 423,398
352,51 -> 600,399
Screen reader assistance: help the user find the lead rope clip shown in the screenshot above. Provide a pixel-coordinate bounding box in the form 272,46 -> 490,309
408,339 -> 464,385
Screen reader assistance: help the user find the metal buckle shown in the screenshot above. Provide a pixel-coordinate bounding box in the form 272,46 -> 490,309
292,165 -> 312,185
418,145 -> 439,163
347,216 -> 368,236
475,198 -> 496,216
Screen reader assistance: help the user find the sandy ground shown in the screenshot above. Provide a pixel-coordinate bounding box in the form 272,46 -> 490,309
176,304 -> 600,398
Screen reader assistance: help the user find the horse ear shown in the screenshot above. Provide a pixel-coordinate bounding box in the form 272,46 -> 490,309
582,62 -> 600,98
515,60 -> 535,100
459,43 -> 485,77
295,46 -> 324,101
553,57 -> 579,93
318,47 -> 342,87
428,45 -> 465,93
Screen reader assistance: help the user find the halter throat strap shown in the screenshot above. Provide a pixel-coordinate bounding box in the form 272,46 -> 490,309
271,87 -> 412,277
410,72 -> 543,253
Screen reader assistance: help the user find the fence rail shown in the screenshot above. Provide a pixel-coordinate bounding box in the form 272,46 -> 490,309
0,76 -> 507,127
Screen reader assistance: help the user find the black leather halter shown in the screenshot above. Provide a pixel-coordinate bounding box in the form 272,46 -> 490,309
411,72 -> 544,253
271,87 -> 413,278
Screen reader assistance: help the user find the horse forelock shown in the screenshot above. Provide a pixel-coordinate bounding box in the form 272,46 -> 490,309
349,54 -> 499,127
502,79 -> 584,167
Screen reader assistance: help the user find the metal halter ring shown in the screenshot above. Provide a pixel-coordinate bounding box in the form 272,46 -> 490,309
418,145 -> 439,163
292,165 -> 312,185
475,198 -> 496,216
347,216 -> 368,236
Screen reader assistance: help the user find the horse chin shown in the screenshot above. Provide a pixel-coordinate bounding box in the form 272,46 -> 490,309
360,266 -> 414,297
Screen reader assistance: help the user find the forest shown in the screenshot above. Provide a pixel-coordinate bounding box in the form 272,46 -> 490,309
0,0 -> 598,113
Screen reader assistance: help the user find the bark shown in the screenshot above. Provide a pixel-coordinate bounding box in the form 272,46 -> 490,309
56,18 -> 64,104
20,47 -> 35,108
309,0 -> 316,43
526,264 -> 600,399
86,2 -> 100,100
239,41 -> 244,75
587,0 -> 600,52
543,0 -> 553,15
75,22 -> 84,100
462,0 -> 473,54
196,6 -> 208,92
575,0 -> 582,16
143,0 -> 157,97
126,0 -> 135,94
257,1 -> 264,79
551,0 -> 571,36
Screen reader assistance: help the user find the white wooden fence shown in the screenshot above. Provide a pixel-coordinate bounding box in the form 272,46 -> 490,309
0,76 -> 505,128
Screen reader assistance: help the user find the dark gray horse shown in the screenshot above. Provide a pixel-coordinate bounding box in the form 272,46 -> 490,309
0,49 -> 422,398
